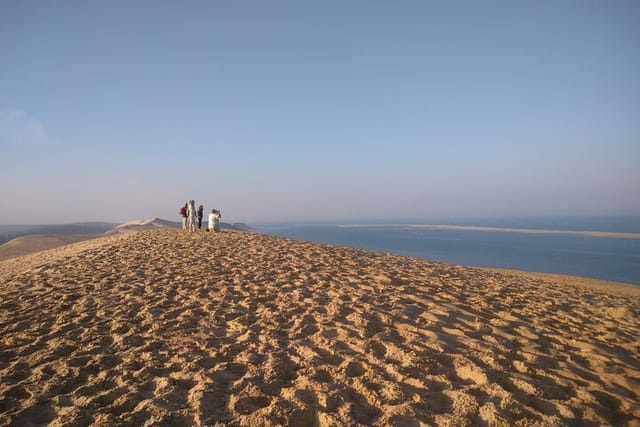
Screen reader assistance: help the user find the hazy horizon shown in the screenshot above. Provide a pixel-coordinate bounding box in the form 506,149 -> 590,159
3,213 -> 640,232
2,1 -> 639,224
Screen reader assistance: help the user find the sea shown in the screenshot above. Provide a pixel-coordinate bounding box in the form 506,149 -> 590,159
256,217 -> 640,285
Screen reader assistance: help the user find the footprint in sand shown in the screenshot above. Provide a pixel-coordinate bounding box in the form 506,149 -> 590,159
233,395 -> 271,415
345,361 -> 365,377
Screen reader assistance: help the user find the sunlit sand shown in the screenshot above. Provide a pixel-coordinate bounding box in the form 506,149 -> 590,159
1,229 -> 638,425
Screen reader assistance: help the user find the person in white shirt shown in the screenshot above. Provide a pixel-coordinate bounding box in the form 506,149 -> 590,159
208,209 -> 221,232
187,200 -> 197,232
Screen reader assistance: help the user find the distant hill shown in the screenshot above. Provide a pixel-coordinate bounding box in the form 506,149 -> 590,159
108,218 -> 181,233
230,222 -> 253,231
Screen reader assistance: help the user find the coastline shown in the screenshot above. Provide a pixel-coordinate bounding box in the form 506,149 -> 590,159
263,223 -> 640,285
3,227 -> 638,288
479,266 -> 640,295
339,223 -> 640,239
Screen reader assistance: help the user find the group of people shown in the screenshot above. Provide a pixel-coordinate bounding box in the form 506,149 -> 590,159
179,200 -> 221,233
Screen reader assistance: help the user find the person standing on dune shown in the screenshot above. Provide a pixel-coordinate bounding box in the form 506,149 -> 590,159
208,209 -> 221,232
214,209 -> 222,232
197,204 -> 204,229
187,200 -> 197,232
179,203 -> 188,230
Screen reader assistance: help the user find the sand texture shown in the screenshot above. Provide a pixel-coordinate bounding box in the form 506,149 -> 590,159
0,234 -> 103,261
1,230 -> 639,426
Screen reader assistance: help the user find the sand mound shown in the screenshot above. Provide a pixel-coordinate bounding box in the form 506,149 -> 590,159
1,229 -> 639,426
0,234 -> 104,261
109,218 -> 180,233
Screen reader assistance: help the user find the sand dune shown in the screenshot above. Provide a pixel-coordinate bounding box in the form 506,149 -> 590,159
1,229 -> 639,426
0,234 -> 102,261
108,217 -> 180,233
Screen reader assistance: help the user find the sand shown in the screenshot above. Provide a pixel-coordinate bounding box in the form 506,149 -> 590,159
1,229 -> 639,426
0,234 -> 103,261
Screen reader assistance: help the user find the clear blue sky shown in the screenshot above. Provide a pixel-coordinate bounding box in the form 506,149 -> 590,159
1,1 -> 639,224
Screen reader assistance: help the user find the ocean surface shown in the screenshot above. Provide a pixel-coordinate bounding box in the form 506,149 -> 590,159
257,217 -> 640,285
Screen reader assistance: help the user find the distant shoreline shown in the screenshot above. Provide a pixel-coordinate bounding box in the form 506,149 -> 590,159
338,223 -> 640,239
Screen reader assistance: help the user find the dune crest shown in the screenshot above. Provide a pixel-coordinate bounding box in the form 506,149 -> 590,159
1,229 -> 638,425
109,217 -> 180,233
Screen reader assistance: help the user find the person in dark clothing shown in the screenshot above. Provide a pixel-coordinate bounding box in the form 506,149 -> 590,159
197,205 -> 204,229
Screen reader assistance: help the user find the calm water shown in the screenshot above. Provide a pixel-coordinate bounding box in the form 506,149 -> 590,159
257,220 -> 640,285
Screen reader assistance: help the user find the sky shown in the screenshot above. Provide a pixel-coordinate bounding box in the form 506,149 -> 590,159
1,1 -> 639,225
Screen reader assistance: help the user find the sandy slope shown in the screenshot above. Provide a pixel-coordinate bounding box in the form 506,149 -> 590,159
0,234 -> 103,261
1,229 -> 638,426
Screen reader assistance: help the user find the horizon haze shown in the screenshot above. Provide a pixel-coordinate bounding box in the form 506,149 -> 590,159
2,1 -> 639,224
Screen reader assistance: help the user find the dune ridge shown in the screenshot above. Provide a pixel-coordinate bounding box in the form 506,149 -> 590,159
1,229 -> 639,426
109,217 -> 180,233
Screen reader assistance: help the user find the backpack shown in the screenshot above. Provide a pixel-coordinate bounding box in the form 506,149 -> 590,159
179,206 -> 186,216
